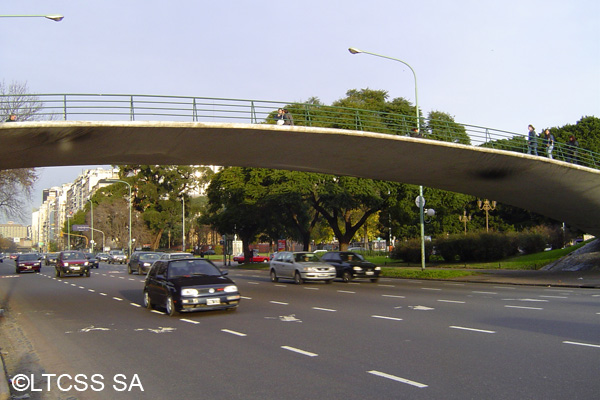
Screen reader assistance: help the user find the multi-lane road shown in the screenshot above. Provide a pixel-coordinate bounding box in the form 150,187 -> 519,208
1,259 -> 599,399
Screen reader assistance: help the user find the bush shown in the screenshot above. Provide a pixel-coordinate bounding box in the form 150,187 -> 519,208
391,238 -> 433,263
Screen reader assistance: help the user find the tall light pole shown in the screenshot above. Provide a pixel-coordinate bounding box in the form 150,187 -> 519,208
348,47 -> 427,269
105,179 -> 132,258
87,199 -> 94,252
0,15 -> 64,21
478,199 -> 497,233
182,197 -> 186,252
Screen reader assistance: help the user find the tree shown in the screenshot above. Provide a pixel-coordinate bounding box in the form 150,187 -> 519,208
0,81 -> 42,221
426,111 -> 470,144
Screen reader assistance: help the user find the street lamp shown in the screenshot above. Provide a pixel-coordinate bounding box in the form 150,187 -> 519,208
459,210 -> 471,235
104,179 -> 132,258
87,199 -> 94,252
349,47 -> 427,269
182,197 -> 186,252
477,199 -> 497,233
0,14 -> 64,21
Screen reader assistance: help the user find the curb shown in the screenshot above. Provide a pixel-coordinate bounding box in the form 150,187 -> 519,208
0,308 -> 11,400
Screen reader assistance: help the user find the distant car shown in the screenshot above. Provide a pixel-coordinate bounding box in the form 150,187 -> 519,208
96,253 -> 110,262
15,253 -> 42,274
108,250 -> 127,264
55,250 -> 90,277
128,251 -> 162,275
320,251 -> 381,283
45,252 -> 59,266
84,252 -> 99,269
159,252 -> 194,260
233,252 -> 270,264
143,258 -> 240,316
348,247 -> 368,253
201,249 -> 216,255
269,251 -> 336,284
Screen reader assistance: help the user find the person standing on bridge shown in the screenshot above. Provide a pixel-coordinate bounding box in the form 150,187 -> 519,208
283,108 -> 294,126
566,135 -> 579,164
4,114 -> 17,122
543,129 -> 555,159
527,124 -> 538,155
274,108 -> 285,125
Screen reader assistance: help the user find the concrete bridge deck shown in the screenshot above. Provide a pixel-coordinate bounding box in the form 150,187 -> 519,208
1,121 -> 599,236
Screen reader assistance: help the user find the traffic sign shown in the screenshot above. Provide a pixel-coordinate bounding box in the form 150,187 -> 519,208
72,224 -> 90,231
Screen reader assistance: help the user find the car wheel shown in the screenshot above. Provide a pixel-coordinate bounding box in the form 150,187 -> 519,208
86,269 -> 91,277
270,269 -> 279,283
55,269 -> 59,277
15,269 -> 20,274
166,296 -> 177,317
138,266 -> 143,275
59,269 -> 64,278
263,259 -> 269,263
127,265 -> 133,274
143,290 -> 153,310
342,271 -> 352,283
294,271 -> 304,285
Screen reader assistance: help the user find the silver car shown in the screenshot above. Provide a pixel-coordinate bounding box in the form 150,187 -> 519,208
269,251 -> 336,284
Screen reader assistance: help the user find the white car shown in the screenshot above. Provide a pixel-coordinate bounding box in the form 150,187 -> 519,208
269,251 -> 336,284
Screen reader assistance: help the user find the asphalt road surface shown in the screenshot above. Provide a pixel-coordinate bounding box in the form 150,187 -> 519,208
1,259 -> 599,400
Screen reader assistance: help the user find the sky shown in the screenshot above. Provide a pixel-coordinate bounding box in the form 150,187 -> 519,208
1,0 -> 599,224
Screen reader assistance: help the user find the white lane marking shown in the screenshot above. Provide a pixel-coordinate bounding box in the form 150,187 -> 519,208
367,370 -> 428,388
241,296 -> 252,300
304,287 -> 319,290
222,329 -> 247,336
337,290 -> 356,294
502,298 -> 548,302
505,305 -> 543,310
128,278 -> 136,281
270,301 -> 288,305
151,310 -> 164,315
371,315 -> 403,321
130,303 -> 142,308
70,283 -> 77,286
112,297 -> 123,301
472,291 -> 497,295
382,294 -> 405,299
78,286 -> 85,289
281,346 -> 318,357
99,293 -> 107,296
539,295 -> 568,299
378,284 -> 395,287
450,326 -> 496,334
88,289 -> 95,293
421,288 -> 441,291
180,318 -> 200,324
312,307 -> 336,312
274,284 -> 287,288
437,299 -> 466,304
247,282 -> 260,285
563,341 -> 600,349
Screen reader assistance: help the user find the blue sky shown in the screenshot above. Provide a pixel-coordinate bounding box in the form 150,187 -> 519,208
1,0 -> 599,224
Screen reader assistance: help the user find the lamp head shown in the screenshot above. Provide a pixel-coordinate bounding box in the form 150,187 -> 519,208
348,47 -> 362,55
45,15 -> 64,21
425,209 -> 436,218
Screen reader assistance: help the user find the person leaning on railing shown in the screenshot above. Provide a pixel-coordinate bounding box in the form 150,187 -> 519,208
4,114 -> 16,122
565,135 -> 579,164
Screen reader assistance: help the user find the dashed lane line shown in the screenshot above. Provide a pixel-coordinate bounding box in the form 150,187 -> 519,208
437,299 -> 465,304
450,326 -> 496,334
281,346 -> 318,357
312,307 -> 337,312
371,315 -> 403,321
367,370 -> 428,389
505,305 -> 543,310
563,341 -> 600,349
222,329 -> 247,336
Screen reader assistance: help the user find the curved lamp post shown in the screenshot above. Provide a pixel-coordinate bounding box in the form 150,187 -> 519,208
0,15 -> 64,21
104,179 -> 132,258
349,47 -> 427,269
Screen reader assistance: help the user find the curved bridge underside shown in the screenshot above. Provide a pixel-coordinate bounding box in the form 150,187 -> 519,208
1,121 -> 599,236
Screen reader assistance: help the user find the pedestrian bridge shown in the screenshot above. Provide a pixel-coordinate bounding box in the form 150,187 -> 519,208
1,120 -> 600,237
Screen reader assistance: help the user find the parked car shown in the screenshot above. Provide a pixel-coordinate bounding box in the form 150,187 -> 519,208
15,253 -> 42,274
96,253 -> 110,262
84,252 -> 99,268
45,252 -> 59,266
319,251 -> 381,283
128,251 -> 162,275
143,258 -> 240,316
269,251 -> 336,284
108,250 -> 127,264
233,251 -> 270,264
55,250 -> 91,277
159,252 -> 194,260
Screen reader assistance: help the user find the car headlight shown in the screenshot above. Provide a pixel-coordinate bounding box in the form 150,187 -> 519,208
64,262 -> 69,266
142,262 -> 152,267
182,288 -> 199,296
224,285 -> 238,293
84,262 -> 89,266
353,266 -> 363,271
375,267 -> 381,271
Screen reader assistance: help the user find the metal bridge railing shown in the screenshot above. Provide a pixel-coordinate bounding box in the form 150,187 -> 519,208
2,93 -> 598,169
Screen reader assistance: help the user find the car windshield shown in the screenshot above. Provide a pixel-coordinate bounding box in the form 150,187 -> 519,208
340,252 -> 365,262
140,253 -> 161,261
168,260 -> 222,278
19,253 -> 39,261
294,253 -> 319,262
169,253 -> 193,259
112,251 -> 124,255
63,252 -> 85,260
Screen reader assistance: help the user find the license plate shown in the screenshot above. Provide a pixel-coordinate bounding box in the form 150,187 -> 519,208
366,271 -> 374,275
318,273 -> 330,277
206,298 -> 221,305
72,266 -> 80,271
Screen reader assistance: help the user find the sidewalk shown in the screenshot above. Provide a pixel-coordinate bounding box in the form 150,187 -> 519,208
446,269 -> 600,288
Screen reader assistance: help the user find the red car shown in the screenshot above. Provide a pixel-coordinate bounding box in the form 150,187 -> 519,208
233,252 -> 270,264
55,250 -> 91,277
15,253 -> 42,273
